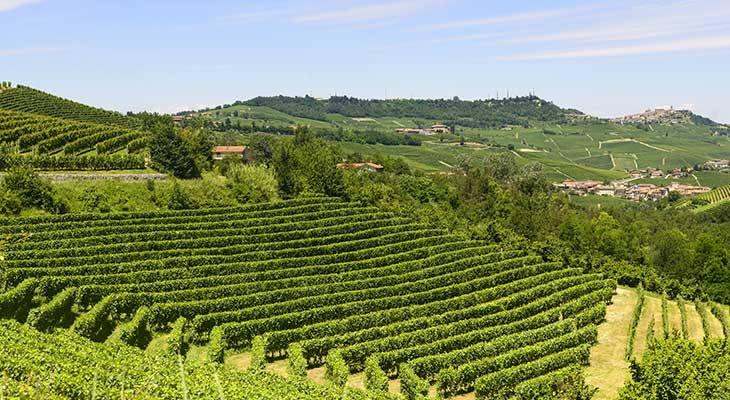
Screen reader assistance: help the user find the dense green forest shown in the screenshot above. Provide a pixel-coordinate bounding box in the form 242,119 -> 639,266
240,95 -> 575,128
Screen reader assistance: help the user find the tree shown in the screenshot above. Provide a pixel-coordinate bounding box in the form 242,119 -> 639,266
2,166 -> 67,213
652,228 -> 692,281
149,123 -> 200,179
225,164 -> 280,203
272,133 -> 344,197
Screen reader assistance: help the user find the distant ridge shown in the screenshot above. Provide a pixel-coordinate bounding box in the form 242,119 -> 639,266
238,95 -> 577,128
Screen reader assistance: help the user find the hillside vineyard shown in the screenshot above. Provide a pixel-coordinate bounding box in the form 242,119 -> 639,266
0,197 -> 614,398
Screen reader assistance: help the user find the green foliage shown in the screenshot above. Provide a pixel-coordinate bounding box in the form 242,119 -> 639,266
149,123 -> 200,179
225,163 -> 280,203
286,342 -> 308,378
167,316 -> 188,356
364,356 -> 389,393
79,187 -> 110,213
399,363 -> 428,400
626,286 -> 645,360
677,295 -> 690,339
0,86 -> 140,128
208,326 -> 226,363
661,293 -> 670,339
619,338 -> 730,400
2,166 -> 67,214
272,132 -> 344,197
249,335 -> 268,372
694,300 -> 713,344
325,349 -> 349,388
25,286 -> 76,332
0,319 -> 358,399
118,305 -> 152,349
709,302 -> 730,337
244,95 -> 569,128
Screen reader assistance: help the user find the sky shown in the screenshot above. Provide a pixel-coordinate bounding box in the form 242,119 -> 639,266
1,0 -> 729,123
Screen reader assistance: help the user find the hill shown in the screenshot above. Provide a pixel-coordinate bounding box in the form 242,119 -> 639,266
240,95 -> 576,128
0,85 -> 140,129
609,108 -> 721,127
194,95 -> 730,186
0,196 -> 614,399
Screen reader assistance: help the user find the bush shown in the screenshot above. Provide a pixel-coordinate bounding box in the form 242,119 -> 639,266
79,187 -> 110,213
325,349 -> 349,388
225,164 -> 280,203
249,335 -> 268,372
286,343 -> 308,378
399,363 -> 428,400
167,317 -> 187,356
2,166 -> 67,213
364,356 -> 389,393
208,326 -> 225,363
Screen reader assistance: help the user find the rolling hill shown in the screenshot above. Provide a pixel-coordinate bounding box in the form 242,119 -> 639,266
193,95 -> 730,185
0,85 -> 148,171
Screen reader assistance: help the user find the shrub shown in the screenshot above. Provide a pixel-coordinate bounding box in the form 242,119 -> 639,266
225,164 -> 280,204
399,363 -> 428,400
286,343 -> 308,378
249,335 -> 268,372
208,326 -> 225,363
325,349 -> 349,388
364,356 -> 389,393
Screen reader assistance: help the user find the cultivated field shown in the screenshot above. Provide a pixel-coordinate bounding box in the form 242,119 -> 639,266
0,196 -> 614,398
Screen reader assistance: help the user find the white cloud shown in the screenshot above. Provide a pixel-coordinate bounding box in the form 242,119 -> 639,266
499,36 -> 730,61
292,0 -> 429,24
0,0 -> 43,12
416,5 -> 597,31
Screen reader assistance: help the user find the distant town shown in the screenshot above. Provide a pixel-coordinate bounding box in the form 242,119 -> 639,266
556,159 -> 729,201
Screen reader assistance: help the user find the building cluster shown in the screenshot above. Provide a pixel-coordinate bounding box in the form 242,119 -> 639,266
626,168 -> 689,179
609,107 -> 692,125
556,180 -> 710,201
703,159 -> 730,171
395,124 -> 451,135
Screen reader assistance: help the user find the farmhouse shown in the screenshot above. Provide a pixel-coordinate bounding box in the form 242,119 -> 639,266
555,180 -> 601,195
594,185 -> 616,196
336,162 -> 384,172
395,124 -> 451,135
430,124 -> 451,134
212,146 -> 255,162
704,159 -> 730,169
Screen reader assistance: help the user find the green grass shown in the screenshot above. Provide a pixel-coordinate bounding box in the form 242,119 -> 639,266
205,106 -> 730,185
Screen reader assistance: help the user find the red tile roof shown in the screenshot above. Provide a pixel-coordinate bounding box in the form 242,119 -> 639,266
336,162 -> 384,170
213,146 -> 247,153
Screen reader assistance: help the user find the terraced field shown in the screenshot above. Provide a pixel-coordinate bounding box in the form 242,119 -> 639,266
675,184 -> 730,211
0,109 -> 147,156
0,85 -> 139,129
0,197 -> 614,399
0,319 -> 371,400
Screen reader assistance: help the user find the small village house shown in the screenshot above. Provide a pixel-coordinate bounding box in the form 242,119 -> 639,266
212,146 -> 255,163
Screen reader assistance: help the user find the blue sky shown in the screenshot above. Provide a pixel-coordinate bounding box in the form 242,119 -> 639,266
1,0 -> 729,122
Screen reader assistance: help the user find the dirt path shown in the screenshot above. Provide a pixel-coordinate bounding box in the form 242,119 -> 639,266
685,303 -> 705,342
706,308 -> 725,339
633,296 -> 662,360
666,301 -> 683,337
585,287 -> 636,400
